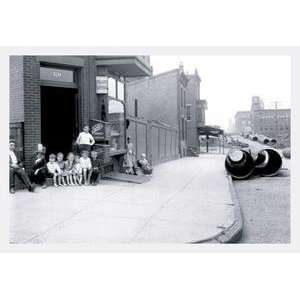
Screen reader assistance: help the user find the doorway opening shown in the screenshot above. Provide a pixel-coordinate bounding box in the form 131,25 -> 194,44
41,86 -> 79,156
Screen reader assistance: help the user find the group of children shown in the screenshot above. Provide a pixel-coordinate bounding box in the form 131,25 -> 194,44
28,126 -> 153,190
31,150 -> 101,188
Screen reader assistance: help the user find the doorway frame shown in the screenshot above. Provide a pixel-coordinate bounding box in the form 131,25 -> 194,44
39,64 -> 83,146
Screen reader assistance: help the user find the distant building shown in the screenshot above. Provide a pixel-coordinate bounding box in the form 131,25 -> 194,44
251,95 -> 264,111
234,111 -> 251,135
235,96 -> 290,147
252,108 -> 290,146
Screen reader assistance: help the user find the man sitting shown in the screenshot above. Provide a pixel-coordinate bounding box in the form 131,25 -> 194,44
9,140 -> 35,194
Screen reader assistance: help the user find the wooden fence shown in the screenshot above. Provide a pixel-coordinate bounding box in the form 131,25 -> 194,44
127,116 -> 179,165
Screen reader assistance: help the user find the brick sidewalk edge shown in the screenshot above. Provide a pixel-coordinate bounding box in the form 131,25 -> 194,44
191,175 -> 243,244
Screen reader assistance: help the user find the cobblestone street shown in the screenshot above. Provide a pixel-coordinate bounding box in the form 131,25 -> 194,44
234,175 -> 290,243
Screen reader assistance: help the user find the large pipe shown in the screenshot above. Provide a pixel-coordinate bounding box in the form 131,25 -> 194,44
257,135 -> 270,144
249,134 -> 258,141
225,149 -> 255,180
253,148 -> 282,176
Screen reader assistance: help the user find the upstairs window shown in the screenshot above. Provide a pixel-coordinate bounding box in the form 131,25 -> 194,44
117,80 -> 125,101
108,77 -> 116,98
186,105 -> 191,121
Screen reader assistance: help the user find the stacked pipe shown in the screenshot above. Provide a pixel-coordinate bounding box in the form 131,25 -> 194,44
257,134 -> 270,144
249,134 -> 258,141
248,134 -> 277,145
225,148 -> 282,180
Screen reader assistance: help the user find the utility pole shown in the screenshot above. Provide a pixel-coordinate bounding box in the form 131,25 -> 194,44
270,100 -> 281,148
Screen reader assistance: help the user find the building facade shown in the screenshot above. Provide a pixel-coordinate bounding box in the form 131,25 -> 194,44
9,55 -> 152,171
185,70 -> 207,154
234,111 -> 251,135
234,96 -> 290,147
252,108 -> 291,146
126,64 -> 190,157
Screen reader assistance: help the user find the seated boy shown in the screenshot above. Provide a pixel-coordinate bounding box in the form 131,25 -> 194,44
88,150 -> 101,185
30,151 -> 48,188
80,150 -> 92,185
46,154 -> 61,187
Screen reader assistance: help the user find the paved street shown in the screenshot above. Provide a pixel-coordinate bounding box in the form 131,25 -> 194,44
10,155 -> 235,243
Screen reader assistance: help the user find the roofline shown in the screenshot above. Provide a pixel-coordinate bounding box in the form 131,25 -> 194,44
127,68 -> 179,85
254,108 -> 291,112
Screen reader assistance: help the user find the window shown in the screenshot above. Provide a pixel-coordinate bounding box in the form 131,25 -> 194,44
108,99 -> 125,151
108,77 -> 125,101
117,80 -> 124,101
186,105 -> 191,121
108,77 -> 116,98
134,99 -> 138,117
181,118 -> 185,140
180,87 -> 184,107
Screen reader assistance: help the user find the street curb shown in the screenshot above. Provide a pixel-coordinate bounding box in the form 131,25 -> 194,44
191,175 -> 243,244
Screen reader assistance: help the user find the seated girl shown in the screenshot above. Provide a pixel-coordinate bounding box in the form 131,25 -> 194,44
73,155 -> 83,185
56,152 -> 67,186
65,152 -> 75,185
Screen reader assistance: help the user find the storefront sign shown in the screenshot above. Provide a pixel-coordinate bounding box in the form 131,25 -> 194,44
96,76 -> 108,94
40,67 -> 74,82
90,119 -> 111,141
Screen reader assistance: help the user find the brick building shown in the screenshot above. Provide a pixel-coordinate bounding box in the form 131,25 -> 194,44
234,96 -> 291,147
186,70 -> 207,154
234,111 -> 251,135
252,108 -> 290,146
127,64 -> 206,157
9,55 -> 152,171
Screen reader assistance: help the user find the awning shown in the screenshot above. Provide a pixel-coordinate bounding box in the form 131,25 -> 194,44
95,56 -> 152,77
197,125 -> 224,136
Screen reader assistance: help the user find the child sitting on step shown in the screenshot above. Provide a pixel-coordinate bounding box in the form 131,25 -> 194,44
73,155 -> 83,185
88,150 -> 101,185
80,150 -> 92,185
56,152 -> 67,186
46,154 -> 61,187
65,152 -> 75,185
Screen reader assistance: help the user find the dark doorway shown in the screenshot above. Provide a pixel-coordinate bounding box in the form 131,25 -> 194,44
41,86 -> 79,156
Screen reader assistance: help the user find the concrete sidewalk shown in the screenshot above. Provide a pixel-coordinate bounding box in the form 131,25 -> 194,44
10,155 -> 237,243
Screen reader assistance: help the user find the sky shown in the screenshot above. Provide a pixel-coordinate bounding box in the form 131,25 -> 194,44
150,55 -> 291,131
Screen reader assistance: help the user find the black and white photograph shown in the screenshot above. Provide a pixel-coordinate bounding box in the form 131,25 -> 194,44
2,1 -> 300,300
7,54 -> 291,244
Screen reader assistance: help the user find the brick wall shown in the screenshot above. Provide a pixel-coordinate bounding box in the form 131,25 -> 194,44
252,109 -> 290,146
127,70 -> 179,128
9,56 -> 24,123
186,74 -> 200,152
22,56 -> 41,170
